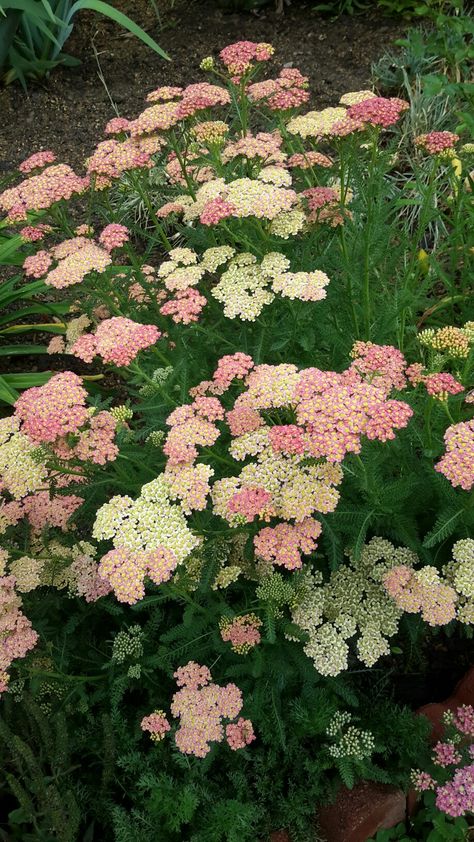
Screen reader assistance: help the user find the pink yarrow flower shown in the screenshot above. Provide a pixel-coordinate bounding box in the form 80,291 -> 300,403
200,197 -> 236,225
98,223 -> 130,251
70,317 -> 160,367
19,150 -> 56,173
226,718 -> 256,750
141,710 -> 171,741
23,250 -> 52,278
415,131 -> 459,155
219,40 -> 274,79
14,371 -> 89,443
435,419 -> 474,491
348,96 -> 409,128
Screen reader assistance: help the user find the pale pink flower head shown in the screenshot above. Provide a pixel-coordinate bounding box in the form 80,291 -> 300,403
433,741 -> 462,767
170,661 -> 248,758
174,661 -> 212,689
20,223 -> 52,243
45,241 -> 112,289
454,705 -> 474,737
86,138 -> 153,187
104,117 -> 130,135
99,223 -> 130,251
405,363 -> 424,386
156,200 -> 186,218
14,371 -> 89,443
70,317 -> 159,367
213,353 -> 254,391
19,150 -> 56,173
141,710 -> 171,741
98,548 -> 177,605
288,151 -> 333,170
0,575 -> 38,687
226,718 -> 256,750
73,410 -> 118,465
0,164 -> 88,221
220,614 -> 262,654
435,419 -> 474,491
18,491 -> 82,533
254,518 -> 322,571
70,553 -> 112,602
160,288 -> 207,324
350,341 -> 407,392
219,41 -> 274,79
411,770 -> 435,792
415,131 -> 459,155
23,250 -> 52,278
146,85 -> 183,102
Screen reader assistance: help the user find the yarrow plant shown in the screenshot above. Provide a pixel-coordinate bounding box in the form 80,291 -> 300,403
412,705 -> 474,819
0,34 -> 472,842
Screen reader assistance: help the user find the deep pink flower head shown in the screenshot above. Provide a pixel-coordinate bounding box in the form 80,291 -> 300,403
424,372 -> 464,399
227,487 -> 274,522
19,150 -> 56,173
453,705 -> 474,737
200,197 -> 236,225
433,741 -> 462,767
415,131 -> 459,155
14,371 -> 89,443
348,96 -> 408,128
436,764 -> 474,817
20,224 -> 52,243
247,68 -> 309,111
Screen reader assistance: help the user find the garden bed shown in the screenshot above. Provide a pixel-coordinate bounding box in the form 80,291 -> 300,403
0,7 -> 473,842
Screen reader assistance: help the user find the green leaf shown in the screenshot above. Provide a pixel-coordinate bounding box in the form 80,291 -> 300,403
423,510 -> 463,548
0,343 -> 48,355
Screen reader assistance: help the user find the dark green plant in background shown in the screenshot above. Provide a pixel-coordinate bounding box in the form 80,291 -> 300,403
0,0 -> 170,87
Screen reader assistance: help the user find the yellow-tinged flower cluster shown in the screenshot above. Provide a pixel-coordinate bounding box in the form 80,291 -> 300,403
290,538 -> 415,676
0,417 -> 47,501
418,324 -> 473,359
93,475 -> 199,561
444,539 -> 474,624
212,251 -> 330,320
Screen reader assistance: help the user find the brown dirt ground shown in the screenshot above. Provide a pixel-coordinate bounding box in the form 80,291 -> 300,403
0,0 -> 405,171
